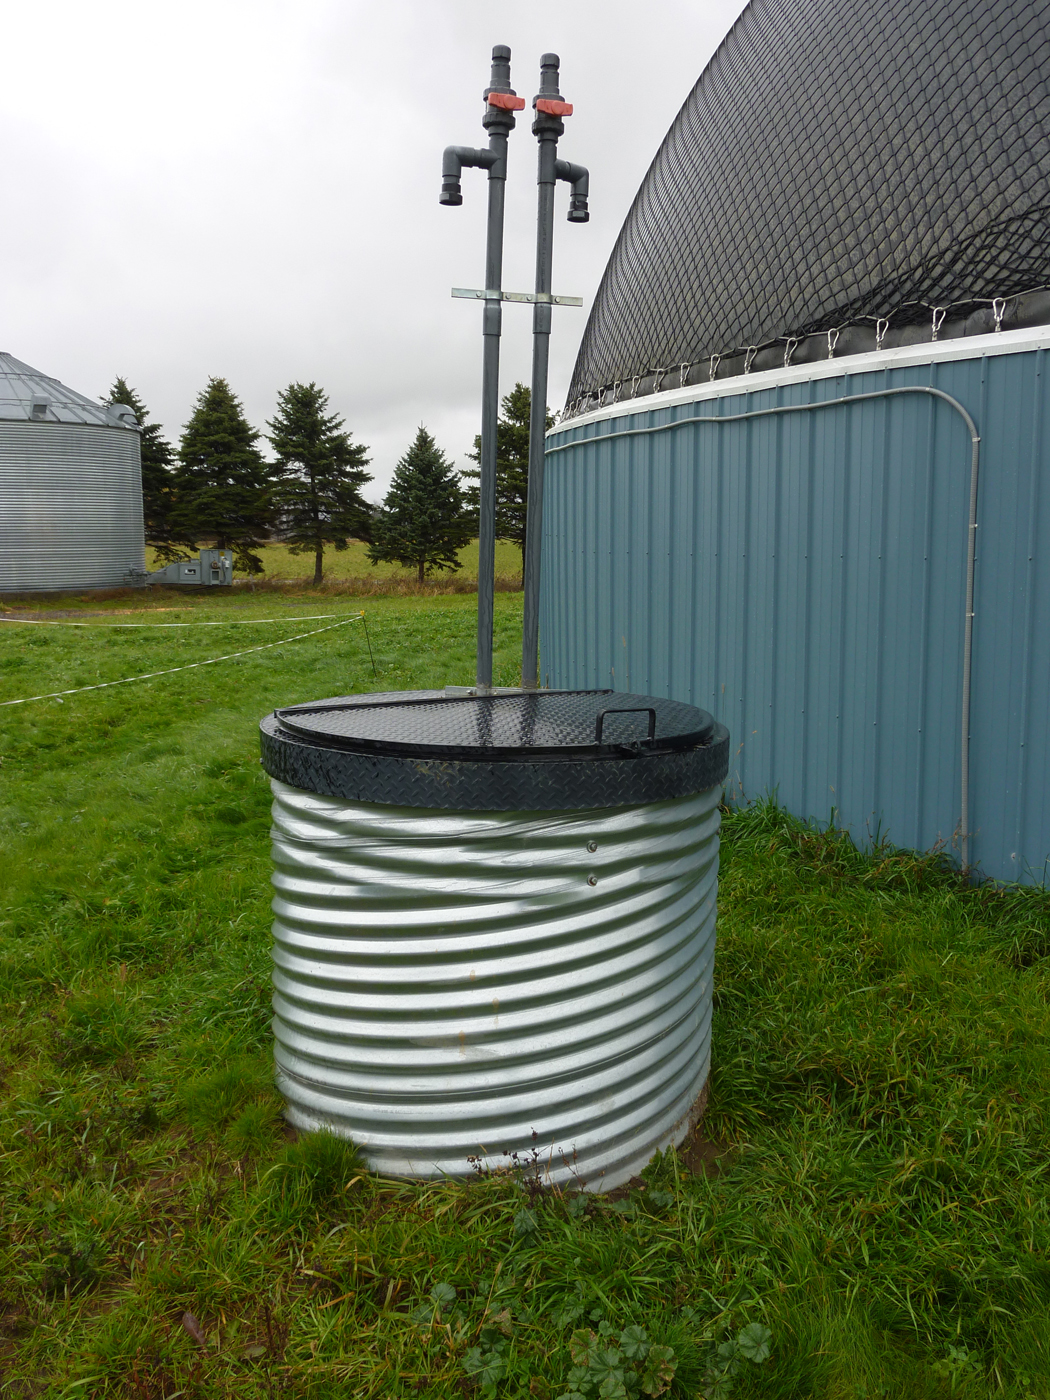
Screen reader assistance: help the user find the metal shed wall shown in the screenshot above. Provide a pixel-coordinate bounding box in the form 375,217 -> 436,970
541,329 -> 1050,885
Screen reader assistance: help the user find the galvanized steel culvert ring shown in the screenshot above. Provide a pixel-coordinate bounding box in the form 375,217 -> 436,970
260,689 -> 729,1191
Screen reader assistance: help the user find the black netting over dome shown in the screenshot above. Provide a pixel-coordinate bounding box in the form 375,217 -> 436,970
566,0 -> 1050,415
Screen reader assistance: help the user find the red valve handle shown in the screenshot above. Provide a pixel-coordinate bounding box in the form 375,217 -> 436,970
487,92 -> 526,111
535,98 -> 574,116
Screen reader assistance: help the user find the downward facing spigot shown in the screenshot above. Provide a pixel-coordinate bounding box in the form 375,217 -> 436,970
441,45 -> 524,205
530,54 -> 588,221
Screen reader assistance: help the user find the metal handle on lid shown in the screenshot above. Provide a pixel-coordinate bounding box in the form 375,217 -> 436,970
594,706 -> 657,744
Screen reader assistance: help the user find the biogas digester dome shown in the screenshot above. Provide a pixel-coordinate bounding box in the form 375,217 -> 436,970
568,0 -> 1050,411
542,0 -> 1050,885
0,353 -> 145,593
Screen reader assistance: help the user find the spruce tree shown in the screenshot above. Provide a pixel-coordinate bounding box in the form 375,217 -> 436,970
368,427 -> 472,582
461,382 -> 554,583
169,378 -> 274,574
104,377 -> 193,564
267,382 -> 372,585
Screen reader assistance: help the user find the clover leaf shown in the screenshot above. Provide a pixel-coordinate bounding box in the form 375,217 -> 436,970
736,1323 -> 772,1364
463,1344 -> 507,1398
640,1343 -> 676,1397
570,1329 -> 598,1367
514,1208 -> 540,1237
618,1325 -> 649,1361
587,1347 -> 626,1387
598,1376 -> 629,1400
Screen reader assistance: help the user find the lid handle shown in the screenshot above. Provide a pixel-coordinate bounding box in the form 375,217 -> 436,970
595,706 -> 657,745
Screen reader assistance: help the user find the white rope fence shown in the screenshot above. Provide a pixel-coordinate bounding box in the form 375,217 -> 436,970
0,614 -> 367,709
0,613 -> 346,628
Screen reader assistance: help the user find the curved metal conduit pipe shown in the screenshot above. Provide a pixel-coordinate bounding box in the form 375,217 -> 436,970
546,386 -> 981,868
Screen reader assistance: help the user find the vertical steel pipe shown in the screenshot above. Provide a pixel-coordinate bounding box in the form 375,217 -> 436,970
439,48 -> 523,689
477,47 -> 519,689
522,55 -> 562,688
522,57 -> 588,688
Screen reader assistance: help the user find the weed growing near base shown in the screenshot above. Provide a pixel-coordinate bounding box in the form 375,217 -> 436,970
1,591 -> 1049,1396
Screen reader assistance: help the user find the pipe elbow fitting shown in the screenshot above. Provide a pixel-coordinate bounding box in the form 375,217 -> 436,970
441,145 -> 467,205
556,159 -> 590,222
440,144 -> 498,204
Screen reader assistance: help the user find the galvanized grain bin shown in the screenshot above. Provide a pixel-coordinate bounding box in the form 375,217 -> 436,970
259,689 -> 729,1191
0,353 -> 144,593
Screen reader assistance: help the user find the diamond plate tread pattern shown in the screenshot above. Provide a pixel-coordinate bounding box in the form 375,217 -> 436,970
274,689 -> 714,758
260,716 -> 730,811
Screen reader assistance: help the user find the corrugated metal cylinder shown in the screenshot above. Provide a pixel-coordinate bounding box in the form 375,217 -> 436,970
260,690 -> 729,1190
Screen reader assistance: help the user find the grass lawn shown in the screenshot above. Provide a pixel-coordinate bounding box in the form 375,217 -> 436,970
146,540 -> 525,588
1,588 -> 1049,1398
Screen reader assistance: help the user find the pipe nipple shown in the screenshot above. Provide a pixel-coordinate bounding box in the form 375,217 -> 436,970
537,52 -> 563,101
540,53 -> 561,90
489,43 -> 512,92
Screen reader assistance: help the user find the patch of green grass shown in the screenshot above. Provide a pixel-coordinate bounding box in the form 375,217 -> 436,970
146,537 -> 525,585
1,592 -> 1049,1396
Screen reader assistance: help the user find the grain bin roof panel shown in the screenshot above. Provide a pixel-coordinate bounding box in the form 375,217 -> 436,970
0,352 -> 137,428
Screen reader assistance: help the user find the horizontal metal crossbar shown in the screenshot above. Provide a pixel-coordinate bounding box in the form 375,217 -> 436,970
451,288 -> 583,306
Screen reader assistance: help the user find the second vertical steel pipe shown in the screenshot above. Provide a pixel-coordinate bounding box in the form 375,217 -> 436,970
522,55 -> 588,688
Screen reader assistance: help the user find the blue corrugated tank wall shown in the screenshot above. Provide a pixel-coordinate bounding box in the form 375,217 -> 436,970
541,331 -> 1050,885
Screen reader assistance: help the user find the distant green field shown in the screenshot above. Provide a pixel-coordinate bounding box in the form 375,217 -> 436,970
1,588 -> 1049,1397
147,538 -> 524,585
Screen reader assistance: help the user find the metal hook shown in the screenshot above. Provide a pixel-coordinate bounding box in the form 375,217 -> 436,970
709,354 -> 721,382
875,318 -> 890,351
827,328 -> 840,359
678,362 -> 690,388
783,337 -> 800,367
743,346 -> 757,374
931,307 -> 946,341
993,297 -> 1007,332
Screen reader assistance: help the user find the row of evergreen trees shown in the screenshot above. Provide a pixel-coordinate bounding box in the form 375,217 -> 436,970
111,377 -> 542,584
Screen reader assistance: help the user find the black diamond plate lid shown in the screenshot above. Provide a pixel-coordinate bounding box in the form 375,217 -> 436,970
270,689 -> 715,761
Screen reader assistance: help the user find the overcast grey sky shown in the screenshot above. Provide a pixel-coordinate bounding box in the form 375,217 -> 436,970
3,0 -> 745,501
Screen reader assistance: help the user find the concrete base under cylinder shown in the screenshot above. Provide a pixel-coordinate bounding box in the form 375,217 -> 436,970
268,780 -> 721,1191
